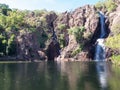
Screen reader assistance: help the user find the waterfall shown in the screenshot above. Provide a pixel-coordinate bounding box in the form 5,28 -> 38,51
99,12 -> 106,38
94,12 -> 106,61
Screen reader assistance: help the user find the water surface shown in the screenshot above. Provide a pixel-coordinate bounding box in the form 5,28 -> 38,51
0,61 -> 120,90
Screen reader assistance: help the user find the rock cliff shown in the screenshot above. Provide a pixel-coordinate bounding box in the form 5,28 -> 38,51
0,1 -> 120,61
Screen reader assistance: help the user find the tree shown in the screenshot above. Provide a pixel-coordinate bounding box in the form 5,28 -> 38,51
95,0 -> 117,12
0,3 -> 11,15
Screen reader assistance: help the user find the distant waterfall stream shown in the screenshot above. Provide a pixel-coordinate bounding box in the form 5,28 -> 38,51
94,12 -> 106,61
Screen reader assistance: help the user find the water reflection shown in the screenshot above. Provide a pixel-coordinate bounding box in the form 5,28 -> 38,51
0,62 -> 120,90
96,61 -> 107,90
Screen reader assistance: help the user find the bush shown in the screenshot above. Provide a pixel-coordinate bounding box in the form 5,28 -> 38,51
71,46 -> 83,56
72,48 -> 80,56
111,55 -> 120,65
57,23 -> 66,31
111,55 -> 120,61
58,34 -> 66,48
68,26 -> 85,43
111,23 -> 120,35
105,34 -> 120,49
95,1 -> 105,10
83,31 -> 93,40
95,0 -> 117,12
37,31 -> 48,48
105,0 -> 117,12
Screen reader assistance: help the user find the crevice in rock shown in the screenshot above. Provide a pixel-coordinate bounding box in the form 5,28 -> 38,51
46,22 -> 61,61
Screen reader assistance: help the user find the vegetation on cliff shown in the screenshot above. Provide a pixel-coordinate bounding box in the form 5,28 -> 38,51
95,0 -> 117,12
0,3 -> 55,59
0,4 -> 24,56
68,26 -> 85,56
0,0 -> 120,62
106,30 -> 120,64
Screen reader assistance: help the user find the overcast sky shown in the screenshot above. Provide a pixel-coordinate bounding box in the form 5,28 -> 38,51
0,0 -> 101,12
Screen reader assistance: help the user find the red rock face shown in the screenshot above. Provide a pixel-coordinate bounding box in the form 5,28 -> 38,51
53,5 -> 101,61
16,31 -> 42,60
15,4 -> 113,61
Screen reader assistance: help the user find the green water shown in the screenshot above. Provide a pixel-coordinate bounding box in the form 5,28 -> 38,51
0,61 -> 120,90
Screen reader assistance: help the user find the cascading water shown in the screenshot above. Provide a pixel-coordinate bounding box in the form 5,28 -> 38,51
94,12 -> 108,90
94,12 -> 106,61
99,12 -> 106,38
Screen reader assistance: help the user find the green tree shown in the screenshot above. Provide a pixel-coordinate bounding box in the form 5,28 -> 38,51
0,3 -> 11,15
105,0 -> 117,12
95,0 -> 117,12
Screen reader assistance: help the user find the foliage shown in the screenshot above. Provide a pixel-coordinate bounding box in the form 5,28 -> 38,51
105,34 -> 120,49
34,9 -> 48,17
110,55 -> 120,65
0,34 -> 7,56
0,3 -> 11,15
36,31 -> 48,48
95,0 -> 117,12
95,1 -> 105,10
68,26 -> 85,43
111,23 -> 120,35
83,31 -> 93,40
0,4 -> 25,56
0,10 -> 24,31
0,3 -> 54,57
105,0 -> 117,12
57,24 -> 66,31
0,33 -> 16,56
71,47 -> 82,56
111,55 -> 120,61
24,12 -> 48,32
106,34 -> 120,65
58,34 -> 66,48
7,34 -> 16,55
67,26 -> 85,56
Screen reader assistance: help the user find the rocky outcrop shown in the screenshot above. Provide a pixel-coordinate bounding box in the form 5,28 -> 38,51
108,5 -> 120,35
16,30 -> 46,60
105,5 -> 120,59
1,3 -> 119,61
54,5 -> 101,61
69,5 -> 98,31
16,12 -> 57,61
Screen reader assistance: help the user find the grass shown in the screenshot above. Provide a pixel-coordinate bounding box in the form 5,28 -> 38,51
105,34 -> 120,49
110,55 -> 120,65
105,34 -> 120,65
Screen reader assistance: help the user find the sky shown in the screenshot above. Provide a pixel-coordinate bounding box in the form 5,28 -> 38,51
0,0 -> 101,12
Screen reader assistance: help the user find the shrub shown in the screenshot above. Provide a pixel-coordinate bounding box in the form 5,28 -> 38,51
111,55 -> 120,65
57,23 -> 66,31
95,1 -> 105,10
95,0 -> 117,12
37,31 -> 48,48
68,26 -> 85,43
83,31 -> 93,40
58,34 -> 66,48
105,34 -> 120,49
72,49 -> 80,56
111,55 -> 120,61
111,23 -> 120,35
71,46 -> 83,56
105,0 -> 117,12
